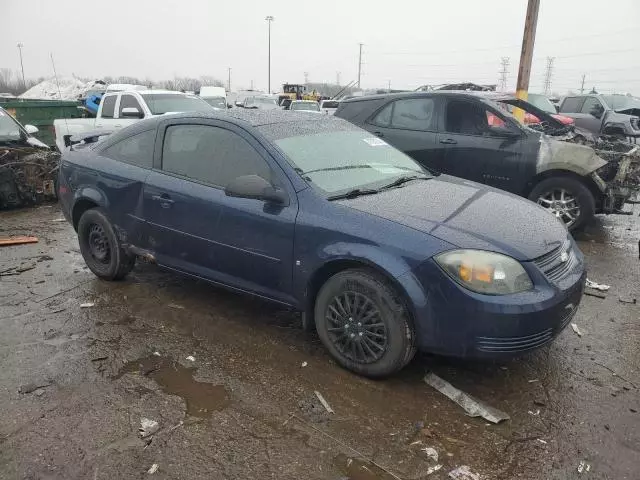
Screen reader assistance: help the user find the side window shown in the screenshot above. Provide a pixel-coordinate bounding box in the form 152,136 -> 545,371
390,98 -> 436,130
580,97 -> 604,116
445,100 -> 495,136
371,103 -> 392,127
161,125 -> 270,187
101,95 -> 116,118
102,130 -> 155,168
559,97 -> 585,113
118,94 -> 142,116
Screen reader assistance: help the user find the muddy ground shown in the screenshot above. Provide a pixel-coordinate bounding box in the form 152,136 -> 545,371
0,204 -> 638,480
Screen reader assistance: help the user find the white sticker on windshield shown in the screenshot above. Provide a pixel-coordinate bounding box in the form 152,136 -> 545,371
369,163 -> 405,174
363,137 -> 388,147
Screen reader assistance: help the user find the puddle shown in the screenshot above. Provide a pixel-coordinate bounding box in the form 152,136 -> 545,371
333,454 -> 393,480
117,355 -> 229,417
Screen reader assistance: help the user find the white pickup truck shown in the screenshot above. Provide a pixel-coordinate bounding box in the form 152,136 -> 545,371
53,89 -> 212,151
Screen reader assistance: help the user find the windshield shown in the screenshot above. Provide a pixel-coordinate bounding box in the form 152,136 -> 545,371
0,109 -> 24,142
203,96 -> 226,109
141,94 -> 213,115
255,97 -> 277,105
291,102 -> 320,112
274,130 -> 429,196
526,94 -> 557,113
322,101 -> 340,109
602,95 -> 640,110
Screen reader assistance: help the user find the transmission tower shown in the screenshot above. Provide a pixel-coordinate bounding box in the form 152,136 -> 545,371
304,72 -> 309,84
498,57 -> 510,92
542,57 -> 555,95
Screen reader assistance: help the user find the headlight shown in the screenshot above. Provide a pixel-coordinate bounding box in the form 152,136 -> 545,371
435,250 -> 533,295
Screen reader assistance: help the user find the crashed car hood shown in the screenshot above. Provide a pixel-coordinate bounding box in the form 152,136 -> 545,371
336,175 -> 567,261
537,136 -> 607,176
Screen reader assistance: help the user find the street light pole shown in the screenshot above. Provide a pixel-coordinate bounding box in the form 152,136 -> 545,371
265,16 -> 274,94
17,43 -> 25,88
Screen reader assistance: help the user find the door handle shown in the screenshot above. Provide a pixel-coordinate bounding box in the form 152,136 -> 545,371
151,194 -> 174,208
439,138 -> 457,145
373,131 -> 384,137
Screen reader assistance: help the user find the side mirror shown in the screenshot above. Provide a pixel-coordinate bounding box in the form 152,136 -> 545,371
225,175 -> 287,204
24,124 -> 39,135
489,125 -> 521,138
121,107 -> 144,119
591,108 -> 604,119
227,103 -> 233,109
235,101 -> 244,107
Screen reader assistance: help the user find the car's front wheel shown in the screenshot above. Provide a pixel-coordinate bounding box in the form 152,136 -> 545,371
314,269 -> 416,377
77,207 -> 135,280
528,177 -> 595,231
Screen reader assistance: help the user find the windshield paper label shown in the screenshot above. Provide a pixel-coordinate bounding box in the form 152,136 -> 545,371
363,137 -> 388,147
369,163 -> 405,174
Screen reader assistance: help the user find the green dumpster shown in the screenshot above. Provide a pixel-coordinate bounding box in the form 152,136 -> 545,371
0,99 -> 84,148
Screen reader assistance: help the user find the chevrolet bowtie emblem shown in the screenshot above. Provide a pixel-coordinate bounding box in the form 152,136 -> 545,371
560,251 -> 569,263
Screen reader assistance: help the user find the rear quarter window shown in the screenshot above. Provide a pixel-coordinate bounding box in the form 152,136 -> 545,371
559,97 -> 585,113
101,129 -> 155,168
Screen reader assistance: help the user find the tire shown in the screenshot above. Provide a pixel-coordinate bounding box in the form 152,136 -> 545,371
77,207 -> 135,281
314,269 -> 416,378
528,176 -> 595,231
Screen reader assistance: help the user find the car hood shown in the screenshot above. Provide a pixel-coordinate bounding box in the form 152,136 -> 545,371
336,175 -> 568,261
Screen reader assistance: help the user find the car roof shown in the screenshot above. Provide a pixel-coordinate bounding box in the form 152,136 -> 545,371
340,91 -> 494,103
105,89 -> 187,96
292,100 -> 317,103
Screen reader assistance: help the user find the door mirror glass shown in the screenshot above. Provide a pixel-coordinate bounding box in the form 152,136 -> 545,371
24,124 -> 39,134
121,107 -> 143,118
488,124 -> 521,138
225,175 -> 287,204
590,105 -> 604,119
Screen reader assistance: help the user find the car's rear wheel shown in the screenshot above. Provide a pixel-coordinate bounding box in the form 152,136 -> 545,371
77,207 -> 135,280
528,177 -> 595,231
314,269 -> 416,377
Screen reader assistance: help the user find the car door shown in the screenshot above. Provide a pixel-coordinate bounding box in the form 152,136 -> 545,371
574,96 -> 606,133
143,119 -> 298,303
365,96 -> 440,171
94,94 -> 118,129
116,94 -> 145,129
436,97 -> 527,194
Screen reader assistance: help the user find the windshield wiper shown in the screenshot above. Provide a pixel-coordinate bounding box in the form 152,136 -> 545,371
327,188 -> 380,201
380,174 -> 431,190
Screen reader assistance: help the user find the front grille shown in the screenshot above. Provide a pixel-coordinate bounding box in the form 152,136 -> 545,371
476,329 -> 553,353
533,239 -> 576,283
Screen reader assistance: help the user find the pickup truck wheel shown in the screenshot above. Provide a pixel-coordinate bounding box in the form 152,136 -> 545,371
529,177 -> 595,231
314,269 -> 416,378
77,208 -> 135,281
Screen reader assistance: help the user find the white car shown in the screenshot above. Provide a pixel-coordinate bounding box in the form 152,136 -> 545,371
53,89 -> 212,151
319,100 -> 340,115
288,100 -> 321,113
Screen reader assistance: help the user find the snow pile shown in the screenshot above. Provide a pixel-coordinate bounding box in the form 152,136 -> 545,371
20,78 -> 105,100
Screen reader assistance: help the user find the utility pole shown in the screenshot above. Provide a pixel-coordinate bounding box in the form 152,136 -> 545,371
514,0 -> 540,120
357,43 -> 363,89
336,71 -> 341,87
388,80 -> 391,93
250,79 -> 254,90
265,16 -> 274,93
227,67 -> 231,92
542,56 -> 555,95
17,43 -> 25,88
304,71 -> 309,85
498,57 -> 510,92
580,74 -> 586,94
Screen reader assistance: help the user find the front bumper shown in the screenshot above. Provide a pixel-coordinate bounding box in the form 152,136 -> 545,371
398,247 -> 586,358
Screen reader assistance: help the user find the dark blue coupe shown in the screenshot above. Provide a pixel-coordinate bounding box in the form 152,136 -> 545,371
58,111 -> 586,377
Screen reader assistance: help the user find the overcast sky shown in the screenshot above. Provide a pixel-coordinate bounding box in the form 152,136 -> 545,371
2,0 -> 639,95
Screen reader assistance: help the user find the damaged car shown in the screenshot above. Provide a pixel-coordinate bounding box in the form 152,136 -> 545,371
0,106 -> 59,209
558,94 -> 640,142
335,91 -> 640,230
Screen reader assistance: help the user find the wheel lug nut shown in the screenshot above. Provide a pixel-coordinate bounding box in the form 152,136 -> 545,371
350,333 -> 355,338
358,332 -> 363,337
348,317 -> 353,322
357,322 -> 361,326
